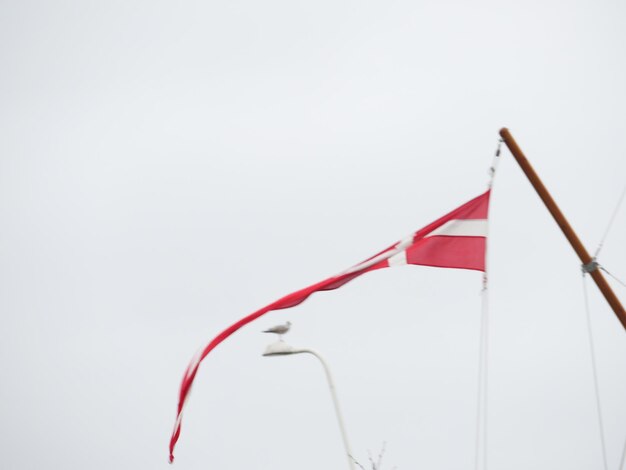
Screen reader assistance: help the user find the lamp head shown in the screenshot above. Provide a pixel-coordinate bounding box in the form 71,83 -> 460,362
262,341 -> 296,356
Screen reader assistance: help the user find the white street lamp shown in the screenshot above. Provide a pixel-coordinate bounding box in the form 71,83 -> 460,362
263,341 -> 356,470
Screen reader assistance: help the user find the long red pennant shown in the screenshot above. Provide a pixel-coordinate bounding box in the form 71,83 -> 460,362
169,190 -> 490,462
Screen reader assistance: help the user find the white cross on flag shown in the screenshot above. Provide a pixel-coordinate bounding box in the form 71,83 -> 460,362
169,189 -> 491,462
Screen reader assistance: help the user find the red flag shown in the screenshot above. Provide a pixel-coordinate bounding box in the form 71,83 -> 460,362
169,190 -> 490,462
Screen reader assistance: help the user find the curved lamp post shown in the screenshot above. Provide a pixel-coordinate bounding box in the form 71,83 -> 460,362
263,341 -> 356,470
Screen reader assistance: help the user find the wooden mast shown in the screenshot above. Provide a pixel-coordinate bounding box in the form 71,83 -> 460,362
499,127 -> 626,332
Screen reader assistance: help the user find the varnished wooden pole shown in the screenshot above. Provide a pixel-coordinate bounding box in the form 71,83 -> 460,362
499,127 -> 626,331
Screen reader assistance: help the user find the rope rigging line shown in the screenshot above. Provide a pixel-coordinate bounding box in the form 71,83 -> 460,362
474,138 -> 501,470
600,266 -> 626,290
582,183 -> 625,470
594,184 -> 626,260
474,287 -> 488,470
581,273 -> 609,470
482,284 -> 490,470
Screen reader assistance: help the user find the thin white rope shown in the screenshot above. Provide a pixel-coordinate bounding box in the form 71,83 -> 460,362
482,283 -> 490,470
581,273 -> 609,470
473,138 -> 500,470
474,286 -> 487,470
594,184 -> 626,259
600,266 -> 626,290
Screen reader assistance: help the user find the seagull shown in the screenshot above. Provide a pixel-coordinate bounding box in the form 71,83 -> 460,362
263,321 -> 291,341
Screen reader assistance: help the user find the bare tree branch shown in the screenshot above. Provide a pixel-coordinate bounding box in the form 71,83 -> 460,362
349,454 -> 367,470
376,441 -> 387,469
353,442 -> 395,470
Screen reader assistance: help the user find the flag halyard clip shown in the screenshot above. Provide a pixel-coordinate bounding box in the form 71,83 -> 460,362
488,138 -> 503,188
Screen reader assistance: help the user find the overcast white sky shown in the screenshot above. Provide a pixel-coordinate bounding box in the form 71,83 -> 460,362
1,1 -> 626,469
